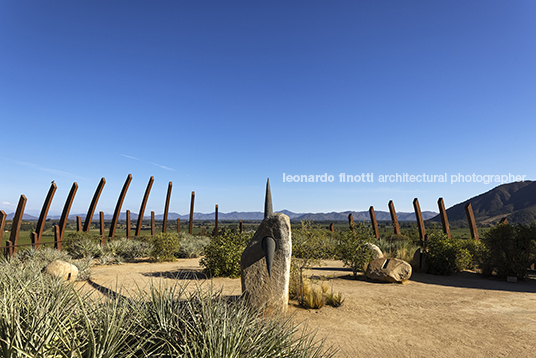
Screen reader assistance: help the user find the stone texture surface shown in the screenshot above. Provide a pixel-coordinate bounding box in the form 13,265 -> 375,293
366,257 -> 412,283
240,213 -> 291,315
364,242 -> 383,260
44,260 -> 79,281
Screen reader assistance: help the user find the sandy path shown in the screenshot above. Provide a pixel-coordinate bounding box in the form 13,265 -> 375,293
75,259 -> 536,358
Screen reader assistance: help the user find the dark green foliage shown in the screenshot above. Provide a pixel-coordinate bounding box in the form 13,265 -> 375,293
199,227 -> 253,278
336,222 -> 376,277
63,231 -> 102,259
424,233 -> 477,275
481,222 -> 536,279
151,232 -> 181,262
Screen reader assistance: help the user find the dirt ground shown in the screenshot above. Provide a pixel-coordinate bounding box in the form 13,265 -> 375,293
75,259 -> 536,358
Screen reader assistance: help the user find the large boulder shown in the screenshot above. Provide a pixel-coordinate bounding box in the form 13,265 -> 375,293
366,257 -> 412,283
241,212 -> 292,315
43,260 -> 78,282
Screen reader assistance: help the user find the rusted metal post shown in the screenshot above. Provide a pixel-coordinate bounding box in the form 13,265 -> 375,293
99,211 -> 105,246
84,177 -> 106,232
6,240 -> 14,256
437,198 -> 451,239
214,204 -> 218,237
76,216 -> 82,231
348,213 -> 355,233
35,182 -> 57,244
177,218 -> 181,234
369,206 -> 380,239
135,176 -> 154,237
0,210 -> 6,248
388,200 -> 401,235
189,191 -> 195,235
151,211 -> 155,236
239,219 -> 243,234
9,195 -> 27,255
464,203 -> 479,241
110,174 -> 132,238
126,210 -> 131,239
202,227 -> 206,235
330,223 -> 334,232
163,181 -> 172,233
53,225 -> 61,250
58,183 -> 78,245
413,198 -> 426,242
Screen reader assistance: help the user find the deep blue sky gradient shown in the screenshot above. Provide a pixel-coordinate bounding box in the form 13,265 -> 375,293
1,1 -> 535,216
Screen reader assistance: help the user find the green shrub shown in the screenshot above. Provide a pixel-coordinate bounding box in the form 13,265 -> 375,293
376,237 -> 419,263
481,222 -> 536,279
151,232 -> 181,262
63,231 -> 103,259
200,227 -> 252,278
177,233 -> 211,258
424,233 -> 476,275
336,222 -> 376,277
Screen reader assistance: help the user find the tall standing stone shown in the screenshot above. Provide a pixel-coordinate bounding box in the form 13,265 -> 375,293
241,179 -> 291,315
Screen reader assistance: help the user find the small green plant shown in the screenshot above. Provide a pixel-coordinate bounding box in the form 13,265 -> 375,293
177,233 -> 210,258
150,232 -> 181,262
336,222 -> 376,277
424,233 -> 475,275
325,285 -> 344,308
200,227 -> 252,278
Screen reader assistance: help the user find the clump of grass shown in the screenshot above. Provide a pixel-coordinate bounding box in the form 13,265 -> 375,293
177,233 -> 210,258
289,269 -> 343,309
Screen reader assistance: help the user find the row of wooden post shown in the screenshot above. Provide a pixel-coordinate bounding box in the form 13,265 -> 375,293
0,174 -> 202,255
343,197 -> 480,242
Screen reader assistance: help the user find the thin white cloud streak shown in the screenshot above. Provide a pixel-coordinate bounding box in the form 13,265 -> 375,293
15,161 -> 86,180
119,154 -> 176,172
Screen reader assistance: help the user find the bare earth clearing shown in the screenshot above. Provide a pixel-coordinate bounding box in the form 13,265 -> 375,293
76,259 -> 536,358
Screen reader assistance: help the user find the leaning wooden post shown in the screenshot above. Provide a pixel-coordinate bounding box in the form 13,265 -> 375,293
202,227 -> 206,235
151,211 -> 155,236
126,210 -> 131,239
162,182 -> 172,233
214,204 -> 219,237
84,177 -> 106,232
58,183 -> 78,247
329,223 -> 334,232
348,213 -> 355,234
189,191 -> 195,235
239,219 -> 243,233
9,195 -> 27,255
388,200 -> 401,235
135,176 -> 154,237
99,211 -> 105,246
464,203 -> 479,241
34,182 -> 57,246
76,216 -> 82,231
437,198 -> 451,239
0,210 -> 6,249
110,174 -> 132,238
413,198 -> 426,242
177,218 -> 181,234
53,225 -> 61,251
369,206 -> 380,239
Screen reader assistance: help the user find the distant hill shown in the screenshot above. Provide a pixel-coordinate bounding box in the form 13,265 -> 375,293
428,181 -> 536,225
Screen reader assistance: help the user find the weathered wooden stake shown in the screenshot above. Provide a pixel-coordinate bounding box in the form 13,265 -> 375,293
34,182 -> 57,244
330,223 -> 334,232
413,198 -> 426,242
151,211 -> 155,236
437,197 -> 451,239
189,191 -> 195,235
126,210 -> 131,239
388,200 -> 401,235
163,182 -> 172,233
136,176 -> 154,237
76,216 -> 82,231
202,227 -> 206,235
464,203 -> 479,241
214,204 -> 219,237
84,177 -> 106,232
99,211 -> 105,246
58,183 -> 78,245
53,225 -> 61,250
239,219 -> 243,233
0,210 -> 6,249
110,174 -> 132,238
177,218 -> 181,234
369,206 -> 380,239
9,195 -> 27,254
348,213 -> 355,233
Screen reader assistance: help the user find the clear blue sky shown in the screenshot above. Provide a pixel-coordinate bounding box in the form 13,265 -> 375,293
1,1 -> 535,217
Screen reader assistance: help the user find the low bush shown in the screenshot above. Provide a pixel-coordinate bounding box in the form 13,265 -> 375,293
151,232 -> 181,262
424,233 -> 476,275
177,233 -> 211,258
200,227 -> 253,278
481,222 -> 536,279
336,223 -> 376,277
